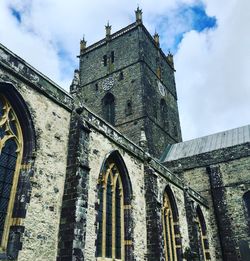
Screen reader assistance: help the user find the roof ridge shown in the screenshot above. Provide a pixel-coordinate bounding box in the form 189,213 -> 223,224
162,124 -> 250,162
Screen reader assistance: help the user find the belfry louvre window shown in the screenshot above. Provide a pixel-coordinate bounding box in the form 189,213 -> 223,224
0,94 -> 23,251
96,157 -> 129,261
162,188 -> 182,261
160,99 -> 168,129
103,93 -> 115,125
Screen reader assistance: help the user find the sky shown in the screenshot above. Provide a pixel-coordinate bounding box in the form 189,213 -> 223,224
0,0 -> 249,141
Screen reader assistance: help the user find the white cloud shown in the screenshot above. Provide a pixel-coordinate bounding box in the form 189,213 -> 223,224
0,0 -> 249,141
175,0 -> 250,140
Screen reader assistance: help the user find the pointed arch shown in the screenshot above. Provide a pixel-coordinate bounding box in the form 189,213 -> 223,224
160,99 -> 168,130
0,83 -> 36,160
196,205 -> 211,261
0,82 -> 36,257
125,100 -> 132,116
96,150 -> 133,260
162,185 -> 182,261
102,93 -> 115,125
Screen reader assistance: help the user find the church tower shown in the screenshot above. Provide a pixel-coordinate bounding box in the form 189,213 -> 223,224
72,8 -> 182,158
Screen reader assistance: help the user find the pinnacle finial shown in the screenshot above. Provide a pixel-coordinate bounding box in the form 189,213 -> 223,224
154,31 -> 160,47
105,21 -> 112,37
167,51 -> 175,69
80,36 -> 87,54
135,6 -> 143,24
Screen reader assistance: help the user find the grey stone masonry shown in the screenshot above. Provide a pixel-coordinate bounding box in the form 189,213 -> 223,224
144,165 -> 165,261
164,139 -> 250,261
75,18 -> 182,158
57,112 -> 91,261
77,104 -> 208,208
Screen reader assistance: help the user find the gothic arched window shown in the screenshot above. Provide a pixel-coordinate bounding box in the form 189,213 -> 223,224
103,93 -> 115,125
96,151 -> 133,260
196,206 -> 211,261
0,94 -> 23,251
160,99 -> 168,129
125,100 -> 132,116
162,186 -> 182,261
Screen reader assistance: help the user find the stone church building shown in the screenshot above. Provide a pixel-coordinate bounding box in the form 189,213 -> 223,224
0,9 -> 249,261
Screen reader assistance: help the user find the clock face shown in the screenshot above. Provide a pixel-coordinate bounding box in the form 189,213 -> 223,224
102,76 -> 114,91
158,81 -> 166,97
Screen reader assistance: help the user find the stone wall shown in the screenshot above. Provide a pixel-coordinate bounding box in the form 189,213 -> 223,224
164,145 -> 250,260
0,40 -> 217,261
17,85 -> 70,261
0,44 -> 72,261
83,126 -> 147,260
76,22 -> 182,158
77,62 -> 144,146
65,105 -> 209,261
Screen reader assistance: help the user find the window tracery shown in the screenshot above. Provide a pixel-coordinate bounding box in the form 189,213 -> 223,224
196,207 -> 211,261
97,162 -> 125,260
0,94 -> 23,251
162,191 -> 178,261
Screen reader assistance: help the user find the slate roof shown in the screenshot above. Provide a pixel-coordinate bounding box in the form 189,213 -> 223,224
161,125 -> 250,162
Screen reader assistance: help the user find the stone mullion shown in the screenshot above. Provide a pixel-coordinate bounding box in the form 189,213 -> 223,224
197,219 -> 206,261
162,208 -> 168,261
173,223 -> 182,261
170,212 -> 177,261
102,178 -> 107,258
118,176 -> 125,261
112,174 -> 116,259
167,211 -> 173,261
166,210 -> 176,261
120,194 -> 125,261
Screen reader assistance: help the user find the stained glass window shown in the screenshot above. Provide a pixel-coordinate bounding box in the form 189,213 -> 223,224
96,163 -> 124,260
96,185 -> 103,256
162,191 -> 178,261
106,175 -> 112,258
197,207 -> 211,261
0,94 -> 23,251
115,180 -> 121,259
0,139 -> 17,241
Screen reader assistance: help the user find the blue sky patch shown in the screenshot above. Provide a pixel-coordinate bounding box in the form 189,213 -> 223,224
157,3 -> 217,53
56,43 -> 77,81
186,5 -> 217,32
9,7 -> 22,24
